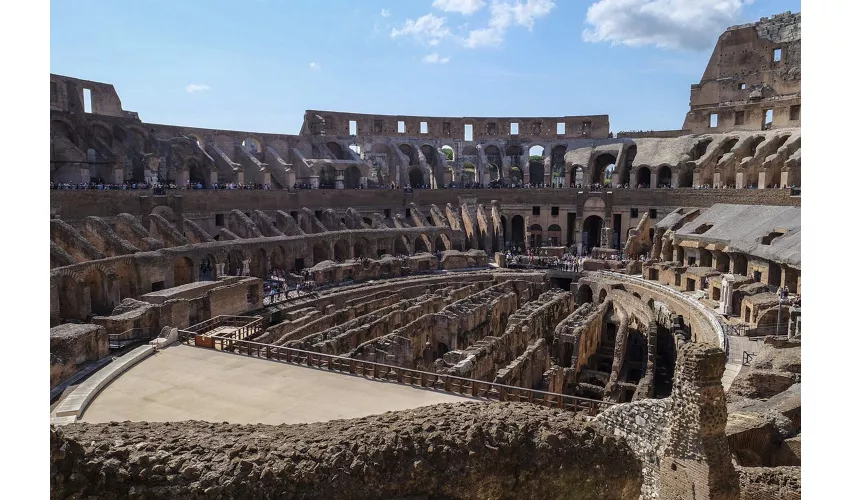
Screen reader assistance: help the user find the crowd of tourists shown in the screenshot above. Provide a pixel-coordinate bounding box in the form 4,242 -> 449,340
264,268 -> 318,304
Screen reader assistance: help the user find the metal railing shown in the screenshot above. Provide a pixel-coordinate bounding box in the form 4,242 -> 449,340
182,336 -> 614,416
178,315 -> 265,344
742,351 -> 756,366
108,328 -> 153,349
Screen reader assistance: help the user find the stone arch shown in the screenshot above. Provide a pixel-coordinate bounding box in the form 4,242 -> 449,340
569,165 -> 585,186
593,153 -> 617,185
51,118 -> 78,145
344,165 -> 360,189
461,145 -> 477,156
691,138 -> 712,161
529,162 -> 544,186
415,234 -> 432,254
408,167 -> 425,188
394,235 -> 410,255
334,239 -> 351,262
114,258 -> 139,300
326,141 -> 344,160
249,247 -> 269,278
319,165 -> 336,188
83,265 -> 113,316
576,284 -> 593,305
90,122 -> 114,148
173,256 -> 194,287
399,144 -> 418,167
635,166 -> 651,188
657,165 -> 672,188
678,164 -> 694,188
227,249 -> 245,276
313,241 -> 331,263
187,157 -> 208,185
57,271 -> 86,321
552,144 -> 567,173
598,288 -> 608,303
440,144 -> 455,161
756,307 -> 789,328
510,215 -> 525,249
353,238 -> 369,258
583,215 -> 604,250
199,253 -> 218,281
420,144 -> 437,165
435,233 -> 448,252
242,137 -> 262,153
506,145 -> 525,182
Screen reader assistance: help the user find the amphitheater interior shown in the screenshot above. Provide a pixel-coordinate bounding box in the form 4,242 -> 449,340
50,11 -> 802,500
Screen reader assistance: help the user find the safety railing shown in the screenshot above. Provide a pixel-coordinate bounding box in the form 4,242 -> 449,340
742,351 -> 756,366
108,328 -> 153,349
182,336 -> 614,416
178,315 -> 265,345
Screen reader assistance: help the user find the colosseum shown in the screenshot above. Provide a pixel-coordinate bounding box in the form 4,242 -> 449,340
50,11 -> 802,500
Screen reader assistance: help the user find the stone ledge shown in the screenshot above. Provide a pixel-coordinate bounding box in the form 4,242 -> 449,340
51,344 -> 155,424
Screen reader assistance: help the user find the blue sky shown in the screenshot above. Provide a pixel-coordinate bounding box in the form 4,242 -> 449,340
50,0 -> 800,135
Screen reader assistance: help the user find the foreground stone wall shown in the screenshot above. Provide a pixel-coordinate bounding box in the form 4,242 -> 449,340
51,403 -> 643,500
50,324 -> 108,388
594,342 -> 740,500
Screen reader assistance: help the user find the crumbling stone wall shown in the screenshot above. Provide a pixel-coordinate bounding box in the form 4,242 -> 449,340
352,280 -> 537,368
594,342 -> 740,500
50,324 -> 108,388
51,402 -> 642,500
493,337 -> 550,388
440,288 -> 564,381
624,213 -> 652,259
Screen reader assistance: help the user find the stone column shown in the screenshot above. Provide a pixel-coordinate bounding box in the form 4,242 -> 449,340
735,171 -> 745,189
216,262 -> 226,277
310,175 -> 319,188
719,275 -> 733,315
712,171 -> 721,188
574,218 -> 583,255
335,170 -> 345,189
242,259 -> 251,276
235,170 -> 245,185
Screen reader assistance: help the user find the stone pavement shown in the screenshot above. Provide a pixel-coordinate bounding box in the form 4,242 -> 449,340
80,344 -> 475,425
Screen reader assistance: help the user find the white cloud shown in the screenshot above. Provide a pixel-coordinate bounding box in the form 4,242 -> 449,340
391,13 -> 452,45
432,0 -> 486,15
465,27 -> 504,48
381,8 -> 391,18
463,0 -> 555,48
583,0 -> 753,51
423,53 -> 451,64
309,62 -> 321,70
185,84 -> 210,93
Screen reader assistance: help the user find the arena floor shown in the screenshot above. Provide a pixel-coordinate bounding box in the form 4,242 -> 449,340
80,344 -> 475,425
